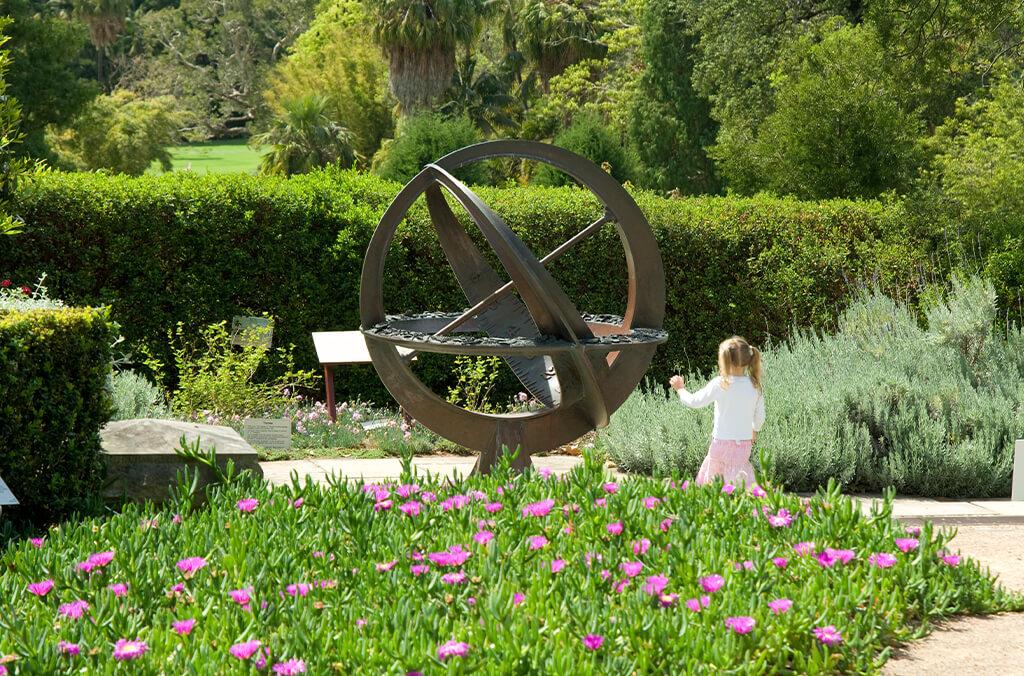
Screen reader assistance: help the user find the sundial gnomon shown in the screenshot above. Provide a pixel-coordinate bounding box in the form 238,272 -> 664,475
360,140 -> 666,472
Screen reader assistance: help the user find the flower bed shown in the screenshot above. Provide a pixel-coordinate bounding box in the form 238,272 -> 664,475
0,459 -> 1018,673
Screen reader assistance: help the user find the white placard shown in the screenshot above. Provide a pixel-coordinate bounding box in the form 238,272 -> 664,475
231,316 -> 273,350
241,418 -> 292,449
1013,440 -> 1024,502
312,330 -> 414,365
0,475 -> 18,506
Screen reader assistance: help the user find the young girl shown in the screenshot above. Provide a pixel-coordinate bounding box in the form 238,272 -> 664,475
669,336 -> 765,487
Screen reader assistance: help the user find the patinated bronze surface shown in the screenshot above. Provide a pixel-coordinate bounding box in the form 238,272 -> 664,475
360,140 -> 667,473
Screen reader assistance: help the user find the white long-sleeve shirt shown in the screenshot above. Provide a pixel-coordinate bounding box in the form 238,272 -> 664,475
677,375 -> 765,441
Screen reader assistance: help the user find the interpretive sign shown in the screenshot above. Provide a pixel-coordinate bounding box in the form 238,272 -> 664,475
241,418 -> 292,449
0,474 -> 17,506
1013,440 -> 1024,502
312,330 -> 415,422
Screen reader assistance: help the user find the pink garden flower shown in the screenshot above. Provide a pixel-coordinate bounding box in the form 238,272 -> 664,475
583,634 -> 604,650
594,497 -> 608,508
895,538 -> 919,553
474,531 -> 494,545
606,521 -> 623,536
528,535 -> 548,550
685,595 -> 711,613
177,557 -> 208,577
772,557 -> 789,569
538,467 -> 553,479
869,552 -> 898,568
814,625 -> 843,646
77,550 -> 115,573
699,574 -> 725,594
522,499 -> 556,518
940,553 -> 960,566
767,509 -> 793,528
273,659 -> 307,674
613,578 -> 630,593
437,640 -> 470,660
659,593 -> 679,607
442,572 -> 467,585
398,501 -> 421,517
440,495 -> 472,511
376,561 -> 397,573
57,641 -> 80,656
905,525 -> 921,536
816,548 -> 852,568
229,588 -> 253,606
721,484 -> 736,495
356,618 -> 367,627
793,541 -> 815,556
642,574 -> 669,595
411,564 -> 430,576
236,498 -> 259,512
58,600 -> 89,620
551,559 -> 567,573
395,484 -> 419,498
485,502 -> 503,513
724,616 -> 756,634
602,482 -> 618,494
27,579 -> 54,597
112,639 -> 148,661
632,539 -> 651,555
733,560 -> 754,571
768,598 -> 793,614
513,592 -> 525,606
29,537 -> 45,548
750,484 -> 767,497
621,561 -> 644,578
173,619 -> 197,636
286,583 -> 311,596
428,546 -> 471,567
291,497 -> 304,509
600,569 -> 611,581
230,640 -> 262,660
374,499 -> 393,511
107,583 -> 129,597
660,518 -> 673,532
642,496 -> 661,509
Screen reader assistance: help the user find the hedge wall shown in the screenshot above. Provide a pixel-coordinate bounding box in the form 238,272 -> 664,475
1,169 -> 930,404
0,307 -> 114,524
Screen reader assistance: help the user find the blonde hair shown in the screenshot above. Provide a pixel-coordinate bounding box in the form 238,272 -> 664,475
718,336 -> 762,391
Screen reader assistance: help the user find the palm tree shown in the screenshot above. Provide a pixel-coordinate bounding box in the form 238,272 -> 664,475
73,0 -> 131,90
254,94 -> 358,176
439,57 -> 517,135
367,0 -> 489,115
516,0 -> 606,92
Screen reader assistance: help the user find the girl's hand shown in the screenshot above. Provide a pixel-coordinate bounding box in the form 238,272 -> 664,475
669,375 -> 685,391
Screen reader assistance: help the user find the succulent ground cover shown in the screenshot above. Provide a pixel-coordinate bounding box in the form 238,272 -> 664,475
0,456 -> 1018,674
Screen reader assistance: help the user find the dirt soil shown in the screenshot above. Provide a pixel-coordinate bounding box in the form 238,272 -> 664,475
882,524 -> 1024,675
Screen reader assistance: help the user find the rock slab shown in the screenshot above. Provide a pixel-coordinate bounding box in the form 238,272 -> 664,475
101,419 -> 263,503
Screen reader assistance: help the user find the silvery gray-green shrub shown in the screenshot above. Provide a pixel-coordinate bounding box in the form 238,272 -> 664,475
108,369 -> 167,421
603,277 -> 1023,497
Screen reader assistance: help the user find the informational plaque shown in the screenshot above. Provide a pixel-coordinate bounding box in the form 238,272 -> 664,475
1013,440 -> 1024,502
0,475 -> 18,506
311,330 -> 414,365
241,418 -> 292,449
231,316 -> 274,350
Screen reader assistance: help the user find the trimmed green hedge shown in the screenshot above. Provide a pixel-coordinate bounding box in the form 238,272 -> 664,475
2,169 -> 930,404
0,307 -> 114,523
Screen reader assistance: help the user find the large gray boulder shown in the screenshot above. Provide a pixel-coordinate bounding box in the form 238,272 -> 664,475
101,419 -> 263,503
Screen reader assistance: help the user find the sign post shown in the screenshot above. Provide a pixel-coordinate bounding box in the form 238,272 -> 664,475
312,331 -> 414,422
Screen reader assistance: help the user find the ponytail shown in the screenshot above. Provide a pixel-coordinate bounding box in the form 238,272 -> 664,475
749,346 -> 763,391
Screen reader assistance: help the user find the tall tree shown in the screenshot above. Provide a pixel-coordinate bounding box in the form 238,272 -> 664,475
253,93 -> 357,175
516,0 -> 606,92
366,0 -> 487,115
73,0 -> 131,90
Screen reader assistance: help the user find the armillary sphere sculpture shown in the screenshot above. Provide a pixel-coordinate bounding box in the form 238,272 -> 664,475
360,140 -> 667,473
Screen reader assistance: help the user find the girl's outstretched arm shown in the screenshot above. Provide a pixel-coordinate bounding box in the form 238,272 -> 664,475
671,376 -> 721,409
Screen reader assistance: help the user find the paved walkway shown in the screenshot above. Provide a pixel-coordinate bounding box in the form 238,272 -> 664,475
261,454 -> 1024,524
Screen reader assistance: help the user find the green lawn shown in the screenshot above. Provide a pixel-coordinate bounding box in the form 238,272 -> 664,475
147,139 -> 263,175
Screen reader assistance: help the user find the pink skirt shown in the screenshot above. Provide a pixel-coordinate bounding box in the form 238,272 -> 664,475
696,439 -> 755,487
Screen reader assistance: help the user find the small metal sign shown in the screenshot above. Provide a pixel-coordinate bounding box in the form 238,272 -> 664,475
0,474 -> 18,506
241,417 -> 292,449
1013,440 -> 1024,502
231,316 -> 273,350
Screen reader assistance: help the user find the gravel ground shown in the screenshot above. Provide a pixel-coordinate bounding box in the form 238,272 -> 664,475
883,524 -> 1024,675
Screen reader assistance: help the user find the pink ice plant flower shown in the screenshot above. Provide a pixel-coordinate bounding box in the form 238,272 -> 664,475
685,595 -> 711,613
485,502 -> 502,513
374,499 -> 392,511
513,592 -> 525,606
699,574 -> 725,593
722,483 -> 736,495
724,616 -> 756,634
868,552 -> 898,568
398,501 -> 421,517
77,550 -> 115,573
177,557 -> 208,576
428,546 -> 471,567
173,619 -> 197,636
229,588 -> 253,606
606,521 -> 623,535
230,640 -> 262,660
236,498 -> 258,512
286,583 -> 312,596
583,634 -> 604,650
356,618 -> 367,628
659,593 -> 679,607
376,561 -> 398,573
411,564 -> 430,576
642,574 -> 669,596
660,518 -> 673,532
522,498 -> 555,517
621,561 -> 644,578
905,525 -> 921,536
895,537 -> 919,553
793,541 -> 815,556
442,572 -> 467,585
474,530 -> 494,545
29,538 -> 44,548
107,583 -> 129,597
940,553 -> 960,566
395,484 -> 419,498
27,579 -> 54,597
768,598 -> 793,614
772,557 -> 789,569
57,641 -> 80,656
642,496 -> 661,509
814,625 -> 843,646
58,600 -> 89,620
112,639 -> 148,661
437,640 -> 470,660
767,509 -> 793,528
551,559 -> 567,573
633,539 -> 651,555
594,497 -> 607,508
273,659 -> 307,675
602,482 -> 618,494
750,484 -> 767,497
291,497 -> 304,509
529,535 -> 548,550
